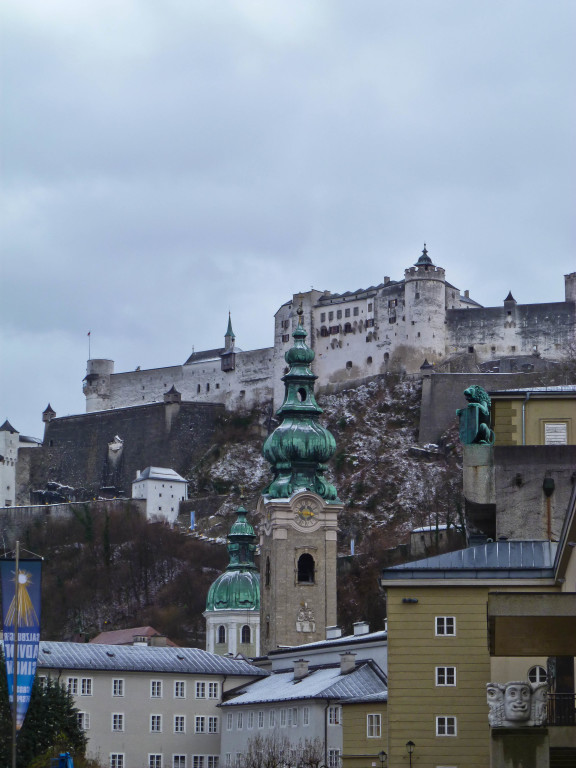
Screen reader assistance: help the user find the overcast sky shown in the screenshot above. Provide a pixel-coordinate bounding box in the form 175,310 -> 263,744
1,0 -> 575,438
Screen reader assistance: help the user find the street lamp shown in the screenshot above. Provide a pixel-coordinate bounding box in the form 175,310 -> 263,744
405,741 -> 415,767
377,751 -> 387,767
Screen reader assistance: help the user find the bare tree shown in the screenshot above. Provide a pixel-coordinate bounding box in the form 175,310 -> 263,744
243,735 -> 324,768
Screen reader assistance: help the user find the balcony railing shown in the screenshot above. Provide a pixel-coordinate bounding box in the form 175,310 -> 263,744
548,694 -> 576,726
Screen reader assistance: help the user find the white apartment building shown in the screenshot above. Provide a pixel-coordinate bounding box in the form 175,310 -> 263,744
37,642 -> 266,768
132,467 -> 188,523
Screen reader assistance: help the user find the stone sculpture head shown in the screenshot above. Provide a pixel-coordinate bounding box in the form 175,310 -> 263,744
503,682 -> 531,721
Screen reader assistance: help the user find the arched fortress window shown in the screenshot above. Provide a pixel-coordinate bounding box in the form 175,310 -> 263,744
297,553 -> 315,584
217,625 -> 226,644
241,625 -> 251,644
320,326 -> 329,337
197,384 -> 201,394
343,322 -> 353,334
265,557 -> 271,587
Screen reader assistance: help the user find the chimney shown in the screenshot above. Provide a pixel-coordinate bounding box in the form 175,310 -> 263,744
464,290 -> 469,298
293,659 -> 309,681
326,626 -> 342,640
384,276 -> 390,284
353,621 -> 370,636
136,470 -> 141,480
149,635 -> 168,647
340,652 -> 356,674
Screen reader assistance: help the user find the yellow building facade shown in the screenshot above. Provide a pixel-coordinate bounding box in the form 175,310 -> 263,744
342,698 -> 388,768
491,387 -> 576,446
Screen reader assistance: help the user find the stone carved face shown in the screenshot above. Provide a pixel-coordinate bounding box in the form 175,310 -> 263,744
503,683 -> 531,721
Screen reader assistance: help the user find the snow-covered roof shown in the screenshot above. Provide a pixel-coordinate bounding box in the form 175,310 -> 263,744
269,629 -> 387,655
490,385 -> 576,394
134,467 -> 187,483
90,626 -> 177,646
35,641 -> 267,677
221,661 -> 386,706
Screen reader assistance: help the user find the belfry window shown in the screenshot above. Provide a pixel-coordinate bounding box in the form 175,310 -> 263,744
217,626 -> 226,644
297,554 -> 315,584
241,625 -> 251,644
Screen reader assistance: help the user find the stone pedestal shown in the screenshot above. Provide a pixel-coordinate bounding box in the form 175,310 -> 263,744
463,444 -> 495,505
491,728 -> 549,768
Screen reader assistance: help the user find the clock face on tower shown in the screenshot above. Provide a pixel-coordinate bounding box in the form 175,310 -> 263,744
294,499 -> 319,527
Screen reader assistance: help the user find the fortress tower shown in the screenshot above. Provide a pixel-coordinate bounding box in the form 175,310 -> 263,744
258,306 -> 342,655
83,359 -> 114,413
204,501 -> 260,657
403,245 -> 447,369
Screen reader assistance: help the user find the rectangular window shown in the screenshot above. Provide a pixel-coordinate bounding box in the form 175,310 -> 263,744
235,756 -> 243,768
280,708 -> 287,727
368,303 -> 373,312
208,716 -> 218,734
353,307 -> 359,316
208,758 -> 219,768
110,755 -> 124,768
282,334 -> 290,343
287,707 -> 298,726
81,678 -> 93,696
345,308 -> 350,318
173,757 -> 186,768
38,676 -> 47,688
269,710 -> 276,728
303,707 -> 309,726
151,715 -> 162,733
149,755 -> 162,768
258,711 -> 264,728
196,682 -> 206,698
174,681 -> 186,698
112,713 -> 124,732
328,706 -> 342,725
67,677 -> 78,695
151,680 -> 163,698
112,679 -> 124,697
366,713 -> 381,738
328,750 -> 341,768
247,711 -> 254,730
320,313 -> 326,322
225,756 -> 231,768
193,757 -> 204,768
435,617 -> 456,636
195,716 -> 206,734
436,716 -> 457,736
436,666 -> 457,686
237,712 -> 243,730
336,310 -> 342,319
328,311 -> 334,321
77,712 -> 90,730
227,713 -> 233,731
174,715 -> 185,733
208,682 -> 219,699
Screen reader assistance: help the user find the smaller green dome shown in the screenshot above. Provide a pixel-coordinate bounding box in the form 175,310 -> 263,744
205,502 -> 260,612
206,570 -> 260,612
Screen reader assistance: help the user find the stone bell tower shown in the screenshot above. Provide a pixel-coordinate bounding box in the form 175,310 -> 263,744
258,306 -> 342,655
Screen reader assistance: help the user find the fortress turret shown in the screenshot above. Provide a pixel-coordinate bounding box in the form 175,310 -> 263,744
403,245 -> 447,371
565,272 -> 576,304
83,359 -> 114,412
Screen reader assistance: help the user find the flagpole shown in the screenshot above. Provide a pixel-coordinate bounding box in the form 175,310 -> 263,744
12,540 -> 20,768
88,331 -> 91,360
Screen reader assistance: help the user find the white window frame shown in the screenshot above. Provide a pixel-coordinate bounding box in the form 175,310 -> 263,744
436,666 -> 457,686
366,713 -> 381,738
77,712 -> 90,730
112,679 -> 124,697
81,678 -> 93,696
207,757 -> 219,768
280,708 -> 287,727
149,755 -> 162,768
328,705 -> 342,725
225,756 -> 231,768
226,713 -> 233,731
435,617 -> 456,636
67,677 -> 78,695
528,666 -> 547,684
174,715 -> 186,733
303,707 -> 310,726
110,755 -> 124,768
112,713 -> 124,732
328,750 -> 341,768
173,756 -> 186,768
151,714 -> 163,733
208,682 -> 219,698
247,711 -> 254,730
195,715 -> 206,734
174,681 -> 186,698
151,680 -> 163,698
237,712 -> 243,730
208,716 -> 219,734
258,711 -> 264,728
196,682 -> 206,699
436,716 -> 457,736
193,757 -> 205,768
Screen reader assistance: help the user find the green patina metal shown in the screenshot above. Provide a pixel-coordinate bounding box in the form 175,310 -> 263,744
205,503 -> 260,612
262,306 -> 339,501
456,385 -> 496,445
225,312 -> 235,339
415,243 -> 433,266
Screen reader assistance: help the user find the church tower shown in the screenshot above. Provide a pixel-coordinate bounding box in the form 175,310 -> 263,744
204,501 -> 260,657
258,306 -> 342,654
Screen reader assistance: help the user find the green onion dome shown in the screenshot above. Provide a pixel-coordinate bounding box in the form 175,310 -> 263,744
205,504 -> 260,612
262,307 -> 339,501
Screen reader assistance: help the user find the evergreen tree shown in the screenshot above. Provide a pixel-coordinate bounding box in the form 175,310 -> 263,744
0,652 -> 87,768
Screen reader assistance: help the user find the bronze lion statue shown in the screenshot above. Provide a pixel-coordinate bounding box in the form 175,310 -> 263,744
456,385 -> 495,444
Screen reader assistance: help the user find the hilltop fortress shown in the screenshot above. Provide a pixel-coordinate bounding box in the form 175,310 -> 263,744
84,247 -> 576,414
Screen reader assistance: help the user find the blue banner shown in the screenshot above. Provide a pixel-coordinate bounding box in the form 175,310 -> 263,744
1,559 -> 42,731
